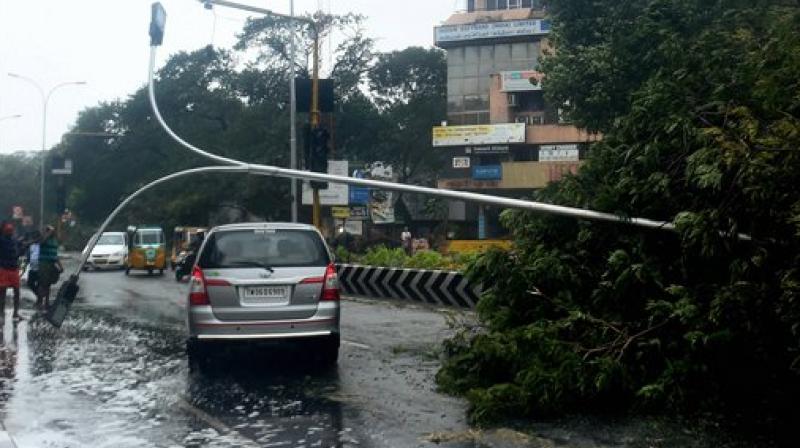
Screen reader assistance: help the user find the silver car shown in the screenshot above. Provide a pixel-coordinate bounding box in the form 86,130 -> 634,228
186,223 -> 340,366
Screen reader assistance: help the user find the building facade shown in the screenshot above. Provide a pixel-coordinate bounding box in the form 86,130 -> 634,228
434,0 -> 600,239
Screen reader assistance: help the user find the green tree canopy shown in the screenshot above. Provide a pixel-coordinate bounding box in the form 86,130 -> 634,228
438,0 -> 800,440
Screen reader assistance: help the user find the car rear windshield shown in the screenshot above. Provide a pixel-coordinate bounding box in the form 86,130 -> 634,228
98,234 -> 124,245
199,229 -> 329,269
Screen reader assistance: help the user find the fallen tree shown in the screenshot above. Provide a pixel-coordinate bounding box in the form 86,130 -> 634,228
437,0 -> 800,439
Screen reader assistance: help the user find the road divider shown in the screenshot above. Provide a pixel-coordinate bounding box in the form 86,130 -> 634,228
336,264 -> 481,309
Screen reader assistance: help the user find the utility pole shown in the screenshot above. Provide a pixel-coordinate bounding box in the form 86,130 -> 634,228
199,0 -> 321,228
289,0 -> 298,223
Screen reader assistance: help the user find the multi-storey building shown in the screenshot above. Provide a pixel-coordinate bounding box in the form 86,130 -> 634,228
433,0 -> 600,240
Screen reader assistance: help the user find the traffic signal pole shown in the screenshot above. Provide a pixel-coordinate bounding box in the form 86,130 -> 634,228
310,27 -> 323,230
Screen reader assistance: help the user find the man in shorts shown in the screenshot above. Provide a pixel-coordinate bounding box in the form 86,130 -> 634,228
0,221 -> 23,321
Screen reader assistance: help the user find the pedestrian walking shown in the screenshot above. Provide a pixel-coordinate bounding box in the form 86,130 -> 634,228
401,227 -> 413,256
37,225 -> 63,310
26,230 -> 42,298
0,221 -> 23,322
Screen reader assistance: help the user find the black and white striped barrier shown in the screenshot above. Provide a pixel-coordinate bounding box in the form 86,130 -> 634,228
336,264 -> 482,309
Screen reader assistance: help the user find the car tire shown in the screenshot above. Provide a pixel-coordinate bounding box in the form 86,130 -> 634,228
317,335 -> 340,367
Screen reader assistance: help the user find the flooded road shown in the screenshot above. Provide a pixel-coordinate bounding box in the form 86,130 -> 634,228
0,265 -> 471,447
0,262 -> 762,448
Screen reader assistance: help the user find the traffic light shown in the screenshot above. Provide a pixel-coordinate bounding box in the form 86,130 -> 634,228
306,127 -> 330,190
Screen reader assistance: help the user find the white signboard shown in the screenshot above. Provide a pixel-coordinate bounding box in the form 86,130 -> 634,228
435,19 -> 551,44
343,220 -> 363,236
539,144 -> 580,162
302,160 -> 349,205
433,123 -> 526,147
453,157 -> 471,169
501,71 -> 544,92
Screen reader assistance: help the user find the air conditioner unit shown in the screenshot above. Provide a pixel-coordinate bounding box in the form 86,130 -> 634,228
507,93 -> 519,108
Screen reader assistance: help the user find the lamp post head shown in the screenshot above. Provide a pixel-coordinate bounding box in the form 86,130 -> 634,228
150,2 -> 167,46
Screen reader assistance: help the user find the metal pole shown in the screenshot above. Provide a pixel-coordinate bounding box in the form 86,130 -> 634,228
311,31 -> 322,230
8,74 -> 85,229
289,0 -> 298,223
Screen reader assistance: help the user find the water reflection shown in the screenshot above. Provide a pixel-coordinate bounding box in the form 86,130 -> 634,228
184,345 -> 351,447
0,318 -> 19,418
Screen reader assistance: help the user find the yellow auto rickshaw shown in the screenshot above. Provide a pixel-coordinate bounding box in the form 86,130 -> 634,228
170,226 -> 207,270
126,226 -> 167,276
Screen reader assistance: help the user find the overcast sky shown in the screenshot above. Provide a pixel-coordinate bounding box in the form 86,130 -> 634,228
0,0 -> 460,154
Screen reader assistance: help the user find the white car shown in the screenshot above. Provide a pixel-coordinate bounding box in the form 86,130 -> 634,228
86,232 -> 128,270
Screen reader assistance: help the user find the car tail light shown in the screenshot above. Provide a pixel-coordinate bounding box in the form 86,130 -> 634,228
321,263 -> 340,301
189,266 -> 210,306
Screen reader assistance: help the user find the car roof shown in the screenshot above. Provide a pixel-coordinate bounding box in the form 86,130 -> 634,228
211,222 -> 319,232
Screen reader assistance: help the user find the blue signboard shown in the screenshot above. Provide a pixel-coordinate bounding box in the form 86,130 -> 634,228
472,165 -> 502,181
349,169 -> 371,205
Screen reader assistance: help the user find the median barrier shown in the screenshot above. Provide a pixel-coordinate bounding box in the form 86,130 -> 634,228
336,264 -> 481,309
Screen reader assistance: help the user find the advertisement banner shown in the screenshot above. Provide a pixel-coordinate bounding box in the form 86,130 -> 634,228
501,71 -> 544,92
433,123 -> 526,147
344,220 -> 363,236
539,144 -> 580,162
435,19 -> 551,44
349,206 -> 369,221
302,160 -> 349,206
365,163 -> 395,224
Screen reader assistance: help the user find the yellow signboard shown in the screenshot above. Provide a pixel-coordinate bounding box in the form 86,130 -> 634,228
331,207 -> 351,219
433,123 -> 526,147
443,240 -> 513,254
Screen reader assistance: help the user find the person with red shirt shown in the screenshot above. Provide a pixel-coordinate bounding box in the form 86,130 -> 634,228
0,221 -> 23,321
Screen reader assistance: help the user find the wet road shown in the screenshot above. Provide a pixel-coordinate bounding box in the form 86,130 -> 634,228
0,263 -> 473,448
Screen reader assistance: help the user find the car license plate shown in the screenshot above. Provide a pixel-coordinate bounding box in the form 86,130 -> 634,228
242,286 -> 288,305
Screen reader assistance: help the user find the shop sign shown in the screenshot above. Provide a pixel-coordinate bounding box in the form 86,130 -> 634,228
473,165 -> 503,181
453,157 -> 471,169
302,160 -> 349,205
539,144 -> 580,162
331,207 -> 350,219
438,178 -> 501,190
501,71 -> 544,92
435,19 -> 551,44
465,145 -> 510,154
434,123 -> 525,147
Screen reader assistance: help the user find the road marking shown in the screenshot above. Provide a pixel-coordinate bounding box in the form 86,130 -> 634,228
341,340 -> 371,350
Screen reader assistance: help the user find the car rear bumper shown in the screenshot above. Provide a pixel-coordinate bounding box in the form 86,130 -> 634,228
88,257 -> 126,268
188,301 -> 340,341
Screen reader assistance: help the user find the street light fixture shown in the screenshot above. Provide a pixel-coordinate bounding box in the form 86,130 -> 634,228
7,73 -> 86,228
0,114 -> 23,152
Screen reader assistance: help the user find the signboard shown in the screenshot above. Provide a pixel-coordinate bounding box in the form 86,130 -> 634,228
331,207 -> 350,219
302,160 -> 349,205
465,145 -> 510,155
435,19 -> 551,44
539,144 -> 580,162
343,220 -> 363,236
473,165 -> 503,181
52,159 -> 73,175
349,206 -> 369,221
438,178 -> 501,190
11,206 -> 23,220
433,123 -> 526,147
501,71 -> 544,92
453,157 -> 471,169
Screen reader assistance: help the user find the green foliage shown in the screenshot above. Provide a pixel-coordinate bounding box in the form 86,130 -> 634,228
405,250 -> 447,270
358,245 -> 408,268
438,0 -> 800,434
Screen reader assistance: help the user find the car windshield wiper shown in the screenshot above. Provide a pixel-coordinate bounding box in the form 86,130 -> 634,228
227,261 -> 275,272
